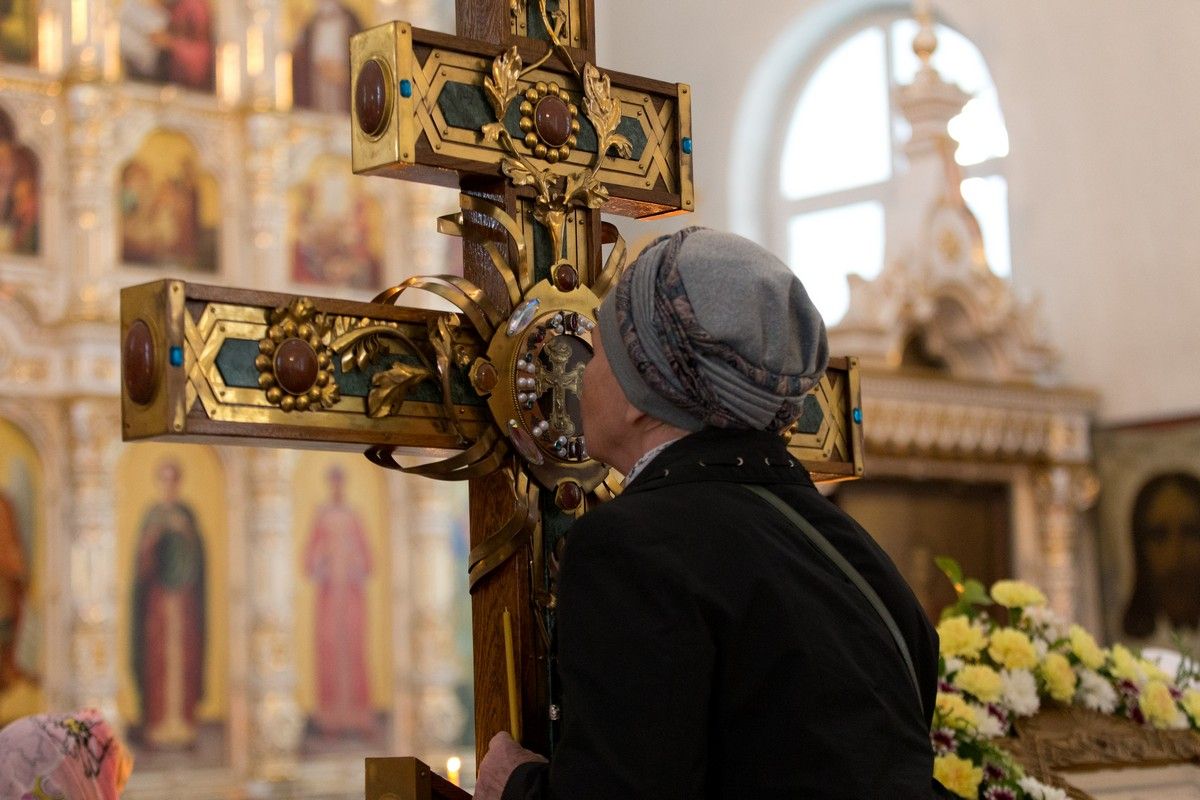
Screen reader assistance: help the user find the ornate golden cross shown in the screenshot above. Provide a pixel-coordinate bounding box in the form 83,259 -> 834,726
119,1 -> 864,792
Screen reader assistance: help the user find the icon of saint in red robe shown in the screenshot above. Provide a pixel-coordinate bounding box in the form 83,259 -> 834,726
304,465 -> 375,735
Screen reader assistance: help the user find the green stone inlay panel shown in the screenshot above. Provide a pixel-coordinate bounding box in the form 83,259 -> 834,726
616,117 -> 647,160
532,220 -> 554,282
440,82 -> 527,140
796,394 -> 825,435
525,0 -> 560,42
437,82 -> 647,163
571,113 -> 646,160
215,339 -> 484,406
215,338 -> 261,389
573,112 -> 597,151
438,81 -> 495,131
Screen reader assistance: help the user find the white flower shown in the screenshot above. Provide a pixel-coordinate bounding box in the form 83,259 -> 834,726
972,703 -> 1005,738
1076,669 -> 1118,714
944,656 -> 965,675
1023,605 -> 1069,641
1001,668 -> 1040,716
1034,638 -> 1049,659
1018,776 -> 1068,800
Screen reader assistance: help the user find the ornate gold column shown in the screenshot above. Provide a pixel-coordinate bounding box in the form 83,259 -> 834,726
1034,464 -> 1099,622
245,110 -> 289,288
243,0 -> 284,112
244,449 -> 304,779
407,479 -> 468,760
65,83 -> 117,322
66,398 -> 121,722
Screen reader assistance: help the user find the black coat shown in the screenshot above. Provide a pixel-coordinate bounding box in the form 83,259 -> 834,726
505,428 -> 941,800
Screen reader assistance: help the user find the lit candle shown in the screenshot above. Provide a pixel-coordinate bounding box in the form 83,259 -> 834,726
446,756 -> 462,787
503,607 -> 520,740
275,52 -> 294,111
246,24 -> 264,78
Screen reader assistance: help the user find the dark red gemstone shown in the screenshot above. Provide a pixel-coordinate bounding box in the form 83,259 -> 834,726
535,95 -> 572,148
274,338 -> 320,396
555,480 -> 583,511
123,319 -> 157,405
509,425 -> 545,466
355,59 -> 389,137
473,362 -> 499,393
553,263 -> 579,292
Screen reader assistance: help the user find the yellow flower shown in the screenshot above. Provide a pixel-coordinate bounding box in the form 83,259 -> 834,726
936,692 -> 977,731
937,615 -> 987,659
1068,625 -> 1106,670
988,627 -> 1038,670
1181,688 -> 1200,722
1139,680 -> 1182,729
953,664 -> 1003,703
1040,652 -> 1078,702
933,754 -> 983,799
1110,644 -> 1143,683
1138,658 -> 1172,684
990,579 -> 1047,609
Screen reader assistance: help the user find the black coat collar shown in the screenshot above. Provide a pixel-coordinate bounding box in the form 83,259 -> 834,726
621,428 -> 816,495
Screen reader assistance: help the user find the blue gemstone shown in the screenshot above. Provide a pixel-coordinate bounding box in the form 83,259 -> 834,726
853,407 -> 863,424
169,345 -> 184,367
399,79 -> 413,98
681,137 -> 693,155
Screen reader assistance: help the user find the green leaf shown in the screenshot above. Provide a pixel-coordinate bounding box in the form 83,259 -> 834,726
935,556 -> 964,588
960,578 -> 992,607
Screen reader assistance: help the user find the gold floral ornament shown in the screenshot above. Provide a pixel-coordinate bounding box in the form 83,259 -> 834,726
256,298 -> 340,412
481,42 -> 632,263
328,311 -> 474,441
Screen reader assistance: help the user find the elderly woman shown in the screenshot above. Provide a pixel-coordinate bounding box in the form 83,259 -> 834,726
0,710 -> 132,800
477,228 -> 945,799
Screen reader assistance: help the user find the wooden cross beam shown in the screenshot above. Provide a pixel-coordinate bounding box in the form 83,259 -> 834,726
118,1 -> 865,793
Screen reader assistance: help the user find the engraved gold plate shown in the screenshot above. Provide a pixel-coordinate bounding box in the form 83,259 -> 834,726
787,357 -> 865,482
349,23 -> 693,219
120,281 -> 489,452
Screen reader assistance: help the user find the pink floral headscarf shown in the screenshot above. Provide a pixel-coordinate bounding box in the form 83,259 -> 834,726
0,710 -> 132,800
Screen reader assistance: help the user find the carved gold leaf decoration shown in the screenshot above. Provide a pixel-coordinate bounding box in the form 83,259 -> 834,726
368,362 -> 435,419
328,317 -> 404,373
583,63 -> 632,160
563,169 -> 608,210
317,380 -> 341,409
501,156 -> 538,188
481,122 -> 507,144
484,46 -> 523,122
429,314 -> 463,381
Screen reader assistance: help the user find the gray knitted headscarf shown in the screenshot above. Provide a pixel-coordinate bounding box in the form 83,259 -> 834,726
596,227 -> 829,433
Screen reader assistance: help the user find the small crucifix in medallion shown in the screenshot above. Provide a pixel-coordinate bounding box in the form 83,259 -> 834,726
535,336 -> 585,437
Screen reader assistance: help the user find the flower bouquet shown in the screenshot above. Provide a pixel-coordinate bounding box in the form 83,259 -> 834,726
930,558 -> 1200,799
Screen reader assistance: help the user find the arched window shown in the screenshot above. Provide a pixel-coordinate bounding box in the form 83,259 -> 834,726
772,12 -> 1009,325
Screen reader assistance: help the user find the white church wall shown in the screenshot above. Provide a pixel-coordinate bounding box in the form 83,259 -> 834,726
597,0 -> 1200,423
